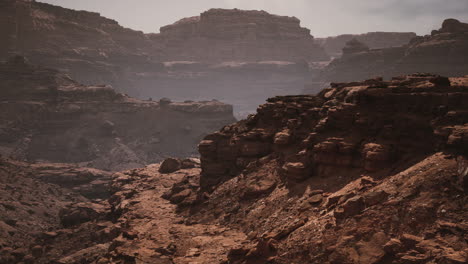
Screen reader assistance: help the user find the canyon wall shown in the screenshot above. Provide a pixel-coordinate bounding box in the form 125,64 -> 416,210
315,19 -> 468,86
0,0 -> 161,90
0,56 -> 235,171
167,74 -> 468,264
154,9 -> 329,62
316,32 -> 417,58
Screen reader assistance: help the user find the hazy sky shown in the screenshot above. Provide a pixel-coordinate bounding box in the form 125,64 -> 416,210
38,0 -> 468,37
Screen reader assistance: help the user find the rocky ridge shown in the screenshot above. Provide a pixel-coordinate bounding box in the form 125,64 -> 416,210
154,8 -> 328,62
166,74 -> 468,263
316,32 -> 417,58
316,19 -> 468,85
0,56 -> 235,171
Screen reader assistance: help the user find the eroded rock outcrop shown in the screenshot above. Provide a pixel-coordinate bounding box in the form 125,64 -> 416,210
165,74 -> 467,263
198,74 -> 468,191
0,57 -> 235,171
316,19 -> 468,85
0,0 -> 161,90
316,32 -> 417,58
154,8 -> 328,62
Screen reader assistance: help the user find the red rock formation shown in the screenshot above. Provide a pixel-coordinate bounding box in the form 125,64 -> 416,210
316,19 -> 468,85
154,8 -> 329,62
0,56 -> 235,171
316,32 -> 417,58
164,74 -> 467,263
196,74 -> 468,191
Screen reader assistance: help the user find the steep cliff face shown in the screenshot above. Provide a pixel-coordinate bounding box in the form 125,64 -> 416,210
316,32 -> 417,58
0,56 -> 236,171
316,19 -> 468,85
154,8 -> 329,62
196,74 -> 468,191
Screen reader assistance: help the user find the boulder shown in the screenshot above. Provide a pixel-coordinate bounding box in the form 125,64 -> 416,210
159,158 -> 182,173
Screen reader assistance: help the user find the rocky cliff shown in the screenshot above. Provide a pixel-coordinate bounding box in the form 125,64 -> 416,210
1,1 -> 328,117
154,8 -> 329,62
0,56 -> 235,171
315,19 -> 468,86
10,74 -> 466,264
166,74 -> 467,263
0,0 -> 161,90
316,32 -> 417,58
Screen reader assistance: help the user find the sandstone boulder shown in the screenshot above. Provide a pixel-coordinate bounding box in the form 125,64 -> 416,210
159,158 -> 182,174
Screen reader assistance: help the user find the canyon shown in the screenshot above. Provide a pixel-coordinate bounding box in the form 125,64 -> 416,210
1,1 -> 468,263
0,0 -> 328,117
2,0 -> 443,117
0,56 -> 235,171
315,19 -> 468,85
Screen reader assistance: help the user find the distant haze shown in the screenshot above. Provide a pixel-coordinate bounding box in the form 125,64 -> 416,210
38,0 -> 468,37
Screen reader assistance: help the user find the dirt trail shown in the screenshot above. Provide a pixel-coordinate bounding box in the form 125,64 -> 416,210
107,164 -> 247,264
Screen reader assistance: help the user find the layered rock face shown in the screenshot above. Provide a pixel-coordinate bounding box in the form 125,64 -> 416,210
316,32 -> 417,58
316,19 -> 468,85
197,74 -> 468,191
0,57 -> 235,171
165,74 -> 467,263
1,1 -> 328,116
154,9 -> 329,62
0,0 -> 161,90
